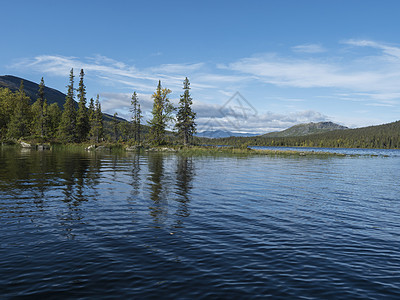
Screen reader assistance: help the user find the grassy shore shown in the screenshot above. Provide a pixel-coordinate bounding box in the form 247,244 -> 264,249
5,141 -> 353,157
160,145 -> 349,157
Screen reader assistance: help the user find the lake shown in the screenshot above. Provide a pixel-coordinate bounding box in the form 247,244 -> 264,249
1,147 -> 399,299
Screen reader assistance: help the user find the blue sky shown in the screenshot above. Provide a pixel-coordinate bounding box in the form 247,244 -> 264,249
2,0 -> 400,133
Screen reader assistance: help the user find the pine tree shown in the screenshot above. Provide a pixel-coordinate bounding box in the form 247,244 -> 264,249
130,91 -> 142,143
137,103 -> 142,143
88,97 -> 95,141
31,77 -> 46,138
90,95 -> 103,143
112,112 -> 119,141
47,103 -> 61,138
148,81 -> 174,145
0,87 -> 14,139
7,81 -> 31,139
58,68 -> 76,142
175,77 -> 196,145
95,95 -> 103,142
42,98 -> 49,138
76,69 -> 89,142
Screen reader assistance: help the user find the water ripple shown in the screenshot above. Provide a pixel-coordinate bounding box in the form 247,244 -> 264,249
0,150 -> 399,298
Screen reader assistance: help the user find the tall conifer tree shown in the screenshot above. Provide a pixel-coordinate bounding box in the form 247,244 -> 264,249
58,68 -> 76,142
31,77 -> 46,137
148,81 -> 174,145
76,69 -> 89,142
130,91 -> 142,143
175,77 -> 196,145
95,96 -> 103,142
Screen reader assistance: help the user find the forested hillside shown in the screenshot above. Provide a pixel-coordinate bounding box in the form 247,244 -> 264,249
201,120 -> 400,149
262,121 -> 347,137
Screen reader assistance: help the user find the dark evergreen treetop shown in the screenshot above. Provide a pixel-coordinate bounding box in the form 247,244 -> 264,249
175,77 -> 196,145
76,69 -> 89,142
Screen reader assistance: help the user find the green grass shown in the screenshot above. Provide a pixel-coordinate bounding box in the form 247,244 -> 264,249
164,145 -> 349,157
2,141 -> 353,157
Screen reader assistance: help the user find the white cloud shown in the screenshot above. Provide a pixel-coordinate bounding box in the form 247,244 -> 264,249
196,105 -> 330,134
226,53 -> 388,91
292,44 -> 326,54
9,39 -> 400,130
343,39 -> 400,59
149,63 -> 205,74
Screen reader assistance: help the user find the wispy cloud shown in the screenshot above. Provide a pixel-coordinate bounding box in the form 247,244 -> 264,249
292,44 -> 326,54
9,39 -> 400,131
224,40 -> 400,103
343,39 -> 400,59
197,109 -> 330,134
11,55 -> 207,93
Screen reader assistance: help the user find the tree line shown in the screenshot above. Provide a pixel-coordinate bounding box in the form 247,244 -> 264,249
200,120 -> 400,149
0,69 -> 197,146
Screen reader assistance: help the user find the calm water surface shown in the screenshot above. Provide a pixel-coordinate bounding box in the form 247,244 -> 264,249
0,147 -> 399,299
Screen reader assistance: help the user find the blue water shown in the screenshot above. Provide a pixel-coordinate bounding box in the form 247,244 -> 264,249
251,145 -> 400,157
0,147 -> 399,298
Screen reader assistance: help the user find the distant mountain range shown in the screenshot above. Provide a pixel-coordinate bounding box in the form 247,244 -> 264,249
196,122 -> 347,139
261,121 -> 348,138
0,75 -> 122,121
196,130 -> 259,138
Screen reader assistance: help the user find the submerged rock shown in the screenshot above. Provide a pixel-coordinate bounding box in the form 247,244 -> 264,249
37,144 -> 50,151
85,145 -> 96,151
126,145 -> 142,151
95,146 -> 110,151
20,141 -> 32,148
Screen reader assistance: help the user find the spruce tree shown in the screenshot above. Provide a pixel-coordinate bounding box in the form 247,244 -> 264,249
76,69 -> 89,142
137,103 -> 142,143
47,103 -> 61,138
130,91 -> 142,143
7,81 -> 31,139
88,97 -> 95,141
94,95 -> 103,142
175,77 -> 196,145
42,98 -> 49,138
31,77 -> 46,138
148,81 -> 174,145
112,112 -> 119,141
0,87 -> 14,139
58,68 -> 76,142
89,95 -> 103,143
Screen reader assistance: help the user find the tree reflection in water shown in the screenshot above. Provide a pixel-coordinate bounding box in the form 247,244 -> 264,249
174,156 -> 195,228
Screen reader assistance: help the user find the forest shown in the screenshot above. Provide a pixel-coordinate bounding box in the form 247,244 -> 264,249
200,120 -> 400,149
0,69 -> 196,147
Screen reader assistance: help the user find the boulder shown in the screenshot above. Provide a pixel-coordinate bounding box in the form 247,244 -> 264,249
20,141 -> 32,148
85,145 -> 96,151
37,144 -> 50,151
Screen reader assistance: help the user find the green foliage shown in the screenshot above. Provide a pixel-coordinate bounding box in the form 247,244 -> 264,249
130,91 -> 142,144
89,95 -> 103,143
76,69 -> 89,142
31,77 -> 46,138
201,120 -> 400,149
7,81 -> 31,139
47,102 -> 61,138
148,81 -> 174,145
58,69 -> 77,142
0,87 -> 15,139
112,112 -> 119,141
175,77 -> 196,145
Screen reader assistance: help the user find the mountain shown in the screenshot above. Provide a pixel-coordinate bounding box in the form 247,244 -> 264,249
0,75 -> 122,122
261,121 -> 348,137
0,75 -> 68,108
196,130 -> 259,138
